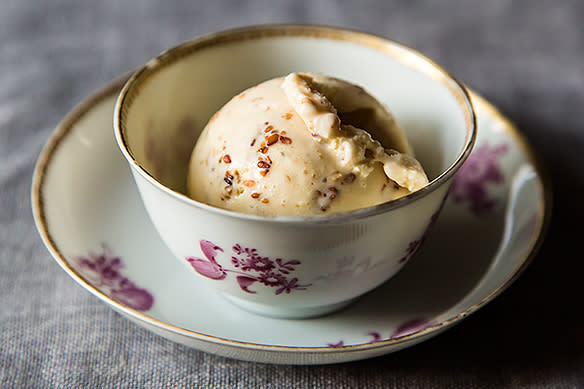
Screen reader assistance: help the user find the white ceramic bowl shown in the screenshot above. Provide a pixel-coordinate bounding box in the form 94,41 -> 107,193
114,25 -> 476,319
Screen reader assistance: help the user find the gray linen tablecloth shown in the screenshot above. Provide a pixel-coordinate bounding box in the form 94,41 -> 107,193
1,1 -> 583,387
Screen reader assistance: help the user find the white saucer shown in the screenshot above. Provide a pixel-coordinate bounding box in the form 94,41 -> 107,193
32,75 -> 550,365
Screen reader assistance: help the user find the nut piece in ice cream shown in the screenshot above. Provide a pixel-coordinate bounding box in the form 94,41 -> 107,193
187,73 -> 428,216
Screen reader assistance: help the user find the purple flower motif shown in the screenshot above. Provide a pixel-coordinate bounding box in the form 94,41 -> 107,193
187,240 -> 311,295
232,244 -> 243,255
75,245 -> 154,311
186,240 -> 226,280
389,318 -> 434,339
258,272 -> 286,287
275,258 -> 301,274
246,256 -> 275,272
201,240 -> 223,261
326,317 -> 434,346
450,143 -> 509,215
399,240 -> 421,264
111,287 -> 154,311
101,264 -> 121,281
236,276 -> 257,294
399,210 -> 440,265
368,332 -> 383,343
275,277 -> 310,295
231,245 -> 273,272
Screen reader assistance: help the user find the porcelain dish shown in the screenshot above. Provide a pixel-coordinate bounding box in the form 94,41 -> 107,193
114,26 -> 476,318
32,75 -> 550,364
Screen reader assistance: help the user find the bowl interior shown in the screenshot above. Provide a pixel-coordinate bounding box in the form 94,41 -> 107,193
118,28 -> 472,195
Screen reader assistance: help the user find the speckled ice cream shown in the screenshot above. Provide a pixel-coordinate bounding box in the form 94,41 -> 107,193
187,73 -> 428,216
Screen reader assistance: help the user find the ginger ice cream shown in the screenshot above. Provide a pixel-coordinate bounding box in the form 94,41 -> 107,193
187,73 -> 428,216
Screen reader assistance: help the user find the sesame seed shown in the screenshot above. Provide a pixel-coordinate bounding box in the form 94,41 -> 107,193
266,133 -> 279,145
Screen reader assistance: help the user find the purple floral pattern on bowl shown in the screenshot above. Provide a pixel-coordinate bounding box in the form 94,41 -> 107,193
75,245 -> 154,311
399,210 -> 440,264
450,143 -> 509,216
399,240 -> 422,265
327,317 -> 434,347
187,240 -> 311,295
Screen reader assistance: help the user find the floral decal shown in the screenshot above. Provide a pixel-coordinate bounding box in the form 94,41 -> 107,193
399,210 -> 440,264
327,317 -> 434,347
450,143 -> 509,215
399,239 -> 423,265
187,240 -> 311,295
75,245 -> 154,311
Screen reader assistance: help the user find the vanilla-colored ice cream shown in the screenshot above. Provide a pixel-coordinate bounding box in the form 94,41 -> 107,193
187,73 -> 428,216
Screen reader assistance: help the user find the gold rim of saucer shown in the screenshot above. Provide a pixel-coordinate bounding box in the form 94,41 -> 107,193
114,24 -> 477,224
32,75 -> 551,355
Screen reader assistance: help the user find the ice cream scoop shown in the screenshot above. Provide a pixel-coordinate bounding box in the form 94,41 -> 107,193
187,72 -> 428,216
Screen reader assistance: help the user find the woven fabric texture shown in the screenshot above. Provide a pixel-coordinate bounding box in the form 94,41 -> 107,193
1,1 -> 583,387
